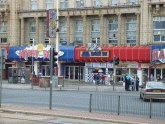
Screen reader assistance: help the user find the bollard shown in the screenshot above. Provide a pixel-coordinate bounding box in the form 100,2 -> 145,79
89,94 -> 92,112
150,98 -> 152,118
118,96 -> 120,115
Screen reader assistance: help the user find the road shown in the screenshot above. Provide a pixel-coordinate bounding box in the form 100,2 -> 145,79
2,88 -> 165,119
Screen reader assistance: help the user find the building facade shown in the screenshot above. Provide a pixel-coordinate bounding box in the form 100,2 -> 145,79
1,0 -> 165,83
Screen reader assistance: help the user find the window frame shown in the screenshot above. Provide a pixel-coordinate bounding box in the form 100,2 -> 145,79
59,20 -> 67,43
153,16 -> 165,42
60,0 -> 68,9
75,20 -> 83,44
31,0 -> 37,10
94,0 -> 101,7
1,38 -> 7,43
91,19 -> 100,43
29,21 -> 36,38
111,0 -> 118,6
126,18 -> 137,44
46,0 -> 53,10
108,19 -> 118,44
77,0 -> 84,8
0,21 -> 7,33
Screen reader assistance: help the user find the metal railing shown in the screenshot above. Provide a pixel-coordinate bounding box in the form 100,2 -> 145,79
89,94 -> 165,119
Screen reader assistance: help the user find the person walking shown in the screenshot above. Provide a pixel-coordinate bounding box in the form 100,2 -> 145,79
94,73 -> 98,85
135,75 -> 139,91
125,73 -> 131,91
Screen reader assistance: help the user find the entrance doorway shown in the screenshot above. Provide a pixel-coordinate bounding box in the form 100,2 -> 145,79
65,66 -> 84,81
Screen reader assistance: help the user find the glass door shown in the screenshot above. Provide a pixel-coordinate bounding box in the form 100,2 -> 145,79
75,67 -> 79,80
70,67 -> 74,80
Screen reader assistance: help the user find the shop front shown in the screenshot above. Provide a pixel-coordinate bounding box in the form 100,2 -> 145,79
9,45 -> 75,81
75,46 -> 151,85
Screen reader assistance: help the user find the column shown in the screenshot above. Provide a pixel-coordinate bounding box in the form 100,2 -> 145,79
21,18 -> 24,46
154,68 -> 156,80
100,14 -> 104,46
35,17 -> 39,44
117,14 -> 122,46
82,15 -> 87,47
66,16 -> 70,46
136,13 -> 140,46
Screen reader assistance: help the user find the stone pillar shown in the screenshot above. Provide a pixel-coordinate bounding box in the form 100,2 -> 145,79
117,14 -> 122,46
136,13 -> 140,46
66,16 -> 70,46
82,15 -> 87,46
100,14 -> 104,46
21,18 -> 24,46
35,17 -> 39,44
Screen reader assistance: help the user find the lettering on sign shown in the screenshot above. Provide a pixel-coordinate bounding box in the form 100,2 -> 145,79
152,49 -> 165,63
80,51 -> 110,58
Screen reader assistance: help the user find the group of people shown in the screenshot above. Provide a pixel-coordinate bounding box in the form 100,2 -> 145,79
93,73 -> 106,85
124,73 -> 139,91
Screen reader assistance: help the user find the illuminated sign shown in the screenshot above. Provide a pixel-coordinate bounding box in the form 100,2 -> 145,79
80,51 -> 110,58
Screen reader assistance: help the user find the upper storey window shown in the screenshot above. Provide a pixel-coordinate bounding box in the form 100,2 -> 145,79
129,0 -> 136,5
1,1 -> 7,4
111,0 -> 118,6
46,0 -> 52,10
61,0 -> 68,9
153,16 -> 165,42
94,0 -> 101,7
126,18 -> 137,44
0,22 -> 7,32
31,1 -> 37,10
77,0 -> 84,8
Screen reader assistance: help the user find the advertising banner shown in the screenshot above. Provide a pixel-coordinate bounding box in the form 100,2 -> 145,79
46,10 -> 56,38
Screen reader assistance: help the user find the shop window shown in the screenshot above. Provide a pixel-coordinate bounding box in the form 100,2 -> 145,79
60,0 -> 68,9
126,18 -> 137,44
108,19 -> 118,44
111,0 -> 118,5
46,0 -> 52,10
1,38 -> 7,43
91,20 -> 100,44
94,0 -> 101,7
77,0 -> 84,8
130,68 -> 137,77
31,1 -> 37,10
153,16 -> 165,42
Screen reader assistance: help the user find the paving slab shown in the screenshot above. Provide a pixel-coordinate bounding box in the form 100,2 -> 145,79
0,104 -> 165,124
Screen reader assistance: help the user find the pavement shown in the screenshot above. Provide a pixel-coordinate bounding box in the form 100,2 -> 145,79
0,104 -> 165,124
2,80 -> 165,124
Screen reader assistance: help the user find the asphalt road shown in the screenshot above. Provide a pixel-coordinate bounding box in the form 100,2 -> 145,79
2,88 -> 165,119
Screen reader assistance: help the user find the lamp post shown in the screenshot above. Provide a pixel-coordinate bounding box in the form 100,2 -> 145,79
56,0 -> 59,76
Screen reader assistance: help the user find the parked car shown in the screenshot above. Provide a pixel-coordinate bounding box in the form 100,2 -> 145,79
140,82 -> 165,101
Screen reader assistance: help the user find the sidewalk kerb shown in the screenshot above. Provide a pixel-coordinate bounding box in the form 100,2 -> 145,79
0,108 -> 144,124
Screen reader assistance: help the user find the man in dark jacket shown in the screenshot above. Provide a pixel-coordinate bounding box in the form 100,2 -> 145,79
125,73 -> 130,91
136,75 -> 139,91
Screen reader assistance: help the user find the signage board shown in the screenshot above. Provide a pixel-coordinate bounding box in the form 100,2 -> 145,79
80,51 -> 110,58
151,45 -> 165,63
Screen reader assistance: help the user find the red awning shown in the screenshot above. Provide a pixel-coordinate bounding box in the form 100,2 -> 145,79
75,46 -> 151,63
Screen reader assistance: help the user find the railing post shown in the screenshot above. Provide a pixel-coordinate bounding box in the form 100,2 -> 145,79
150,98 -> 152,118
89,94 -> 92,112
118,96 -> 120,115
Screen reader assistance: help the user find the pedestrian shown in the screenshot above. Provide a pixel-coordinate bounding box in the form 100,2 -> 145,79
125,73 -> 131,91
150,74 -> 154,81
135,75 -> 139,91
131,76 -> 136,91
94,73 -> 98,85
